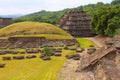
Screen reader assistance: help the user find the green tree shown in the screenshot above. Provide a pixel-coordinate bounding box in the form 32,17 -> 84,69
91,5 -> 120,37
111,0 -> 120,5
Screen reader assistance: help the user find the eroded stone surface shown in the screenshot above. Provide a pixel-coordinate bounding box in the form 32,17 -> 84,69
58,49 -> 95,80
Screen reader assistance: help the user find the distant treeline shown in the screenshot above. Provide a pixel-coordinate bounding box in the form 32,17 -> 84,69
13,0 -> 120,37
13,9 -> 70,24
13,2 -> 106,24
13,2 -> 108,24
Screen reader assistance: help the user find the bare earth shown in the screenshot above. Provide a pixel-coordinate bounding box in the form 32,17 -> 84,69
58,37 -> 104,80
86,38 -> 103,48
58,49 -> 95,80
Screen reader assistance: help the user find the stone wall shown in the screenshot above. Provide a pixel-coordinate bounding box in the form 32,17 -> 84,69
0,39 -> 9,48
42,39 -> 78,47
0,37 -> 79,48
0,18 -> 14,28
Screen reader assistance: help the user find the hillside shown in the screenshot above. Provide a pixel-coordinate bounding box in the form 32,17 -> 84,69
0,14 -> 23,18
13,9 -> 70,24
13,2 -> 108,24
0,22 -> 73,39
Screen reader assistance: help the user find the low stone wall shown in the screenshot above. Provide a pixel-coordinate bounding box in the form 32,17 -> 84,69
0,37 -> 79,48
42,39 -> 78,47
8,36 -> 46,43
0,39 -> 9,48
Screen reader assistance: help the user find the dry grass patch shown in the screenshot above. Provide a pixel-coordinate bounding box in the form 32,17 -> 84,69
0,22 -> 71,38
0,50 -> 73,80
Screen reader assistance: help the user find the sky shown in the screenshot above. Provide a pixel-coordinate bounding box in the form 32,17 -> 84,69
0,0 -> 112,15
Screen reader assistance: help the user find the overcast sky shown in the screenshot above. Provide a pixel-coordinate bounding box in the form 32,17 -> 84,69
0,0 -> 112,15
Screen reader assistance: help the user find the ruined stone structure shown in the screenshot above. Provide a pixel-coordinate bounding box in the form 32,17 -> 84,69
0,18 -> 13,28
56,8 -> 96,37
76,35 -> 120,80
0,36 -> 79,48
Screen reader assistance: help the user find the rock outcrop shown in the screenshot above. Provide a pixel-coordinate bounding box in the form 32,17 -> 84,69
76,35 -> 120,80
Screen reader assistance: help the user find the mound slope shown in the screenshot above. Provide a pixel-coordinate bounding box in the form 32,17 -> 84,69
0,22 -> 72,39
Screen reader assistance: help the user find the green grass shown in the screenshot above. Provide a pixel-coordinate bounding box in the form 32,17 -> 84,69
10,34 -> 73,39
0,22 -> 72,39
0,50 -> 73,80
0,38 -> 96,80
76,38 -> 96,48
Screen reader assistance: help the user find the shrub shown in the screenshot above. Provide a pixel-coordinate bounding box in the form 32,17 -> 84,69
43,47 -> 52,56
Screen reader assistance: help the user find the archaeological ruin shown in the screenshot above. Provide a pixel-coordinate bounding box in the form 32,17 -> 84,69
0,18 -> 13,28
0,21 -> 80,48
56,8 -> 96,37
0,36 -> 79,48
76,35 -> 120,80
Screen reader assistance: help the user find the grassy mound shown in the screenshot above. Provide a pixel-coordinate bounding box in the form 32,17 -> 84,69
0,22 -> 72,39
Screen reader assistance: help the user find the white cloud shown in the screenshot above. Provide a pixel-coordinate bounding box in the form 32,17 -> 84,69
0,0 -> 112,15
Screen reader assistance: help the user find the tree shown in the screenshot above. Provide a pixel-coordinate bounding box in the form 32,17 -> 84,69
105,16 -> 120,36
91,5 -> 120,37
111,0 -> 120,5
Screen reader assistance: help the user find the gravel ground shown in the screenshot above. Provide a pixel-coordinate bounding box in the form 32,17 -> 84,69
58,49 -> 95,80
86,38 -> 103,48
57,37 -> 103,80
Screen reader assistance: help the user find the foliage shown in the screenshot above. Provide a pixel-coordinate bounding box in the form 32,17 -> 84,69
13,9 -> 70,24
43,47 -> 52,56
115,28 -> 120,34
13,3 -> 105,24
111,0 -> 120,5
83,2 -> 106,16
91,5 -> 120,37
13,2 -> 109,25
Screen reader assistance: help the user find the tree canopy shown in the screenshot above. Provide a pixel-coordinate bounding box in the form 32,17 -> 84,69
111,0 -> 120,5
91,5 -> 120,37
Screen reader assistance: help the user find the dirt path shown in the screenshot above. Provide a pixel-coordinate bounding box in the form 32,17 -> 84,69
86,37 -> 103,48
58,49 -> 95,80
58,37 -> 103,80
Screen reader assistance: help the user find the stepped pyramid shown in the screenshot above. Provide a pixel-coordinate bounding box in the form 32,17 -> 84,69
56,8 -> 96,37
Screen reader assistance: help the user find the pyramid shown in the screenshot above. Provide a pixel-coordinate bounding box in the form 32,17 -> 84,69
57,8 -> 96,37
